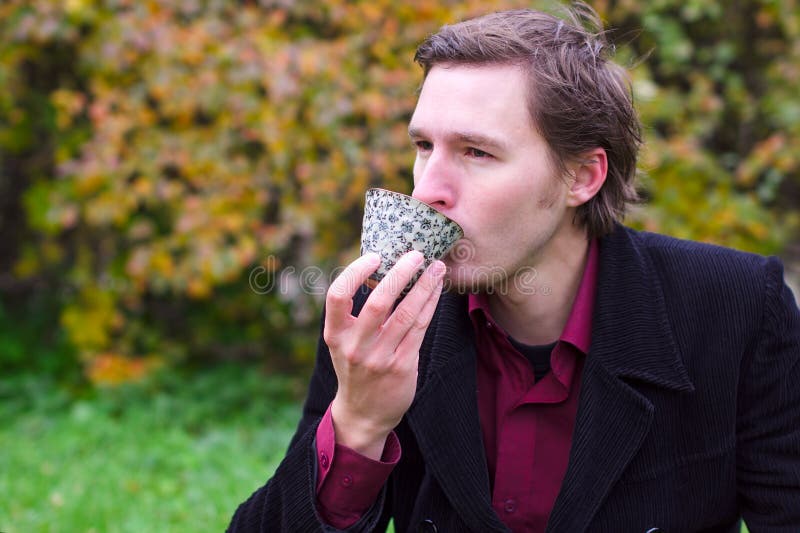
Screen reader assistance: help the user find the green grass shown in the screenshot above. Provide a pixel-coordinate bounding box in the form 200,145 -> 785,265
0,366 -> 754,532
0,366 -> 303,533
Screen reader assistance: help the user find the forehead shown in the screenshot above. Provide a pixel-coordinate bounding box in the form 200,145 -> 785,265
409,63 -> 536,141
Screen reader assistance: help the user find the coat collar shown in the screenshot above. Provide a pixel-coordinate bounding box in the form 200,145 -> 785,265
407,291 -> 511,532
548,225 -> 694,532
406,224 -> 694,532
584,224 -> 694,392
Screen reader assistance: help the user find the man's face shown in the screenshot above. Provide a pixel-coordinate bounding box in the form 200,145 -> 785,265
409,63 -> 577,292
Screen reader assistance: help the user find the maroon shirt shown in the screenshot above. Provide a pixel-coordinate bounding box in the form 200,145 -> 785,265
315,240 -> 598,531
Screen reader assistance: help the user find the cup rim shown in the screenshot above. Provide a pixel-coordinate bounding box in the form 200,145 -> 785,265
365,187 -> 463,234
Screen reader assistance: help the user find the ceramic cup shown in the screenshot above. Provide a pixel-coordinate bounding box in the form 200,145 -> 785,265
360,188 -> 464,283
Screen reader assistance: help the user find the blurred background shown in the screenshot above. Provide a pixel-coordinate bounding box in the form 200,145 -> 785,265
1,0 -> 798,531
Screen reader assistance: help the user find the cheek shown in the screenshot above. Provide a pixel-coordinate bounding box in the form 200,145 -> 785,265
537,175 -> 569,210
537,191 -> 558,209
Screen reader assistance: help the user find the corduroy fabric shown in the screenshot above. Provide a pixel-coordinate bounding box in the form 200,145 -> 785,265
228,225 -> 800,533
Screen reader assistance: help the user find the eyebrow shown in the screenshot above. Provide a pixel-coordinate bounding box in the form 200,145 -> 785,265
408,127 -> 509,153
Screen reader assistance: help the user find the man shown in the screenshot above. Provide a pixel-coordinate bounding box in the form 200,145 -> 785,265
229,4 -> 800,532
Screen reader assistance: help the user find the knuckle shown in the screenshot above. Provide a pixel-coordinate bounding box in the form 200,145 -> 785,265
385,354 -> 405,372
343,350 -> 360,366
322,325 -> 337,348
326,286 -> 350,305
329,342 -> 358,365
413,314 -> 432,331
362,298 -> 387,317
322,313 -> 343,343
393,306 -> 417,327
361,358 -> 383,373
388,352 -> 418,377
398,358 -> 419,376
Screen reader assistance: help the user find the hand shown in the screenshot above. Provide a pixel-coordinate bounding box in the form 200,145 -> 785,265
324,250 -> 446,460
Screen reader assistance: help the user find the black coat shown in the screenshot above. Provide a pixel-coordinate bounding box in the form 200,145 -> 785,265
229,226 -> 800,532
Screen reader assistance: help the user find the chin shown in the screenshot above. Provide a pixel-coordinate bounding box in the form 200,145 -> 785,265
442,262 -> 510,295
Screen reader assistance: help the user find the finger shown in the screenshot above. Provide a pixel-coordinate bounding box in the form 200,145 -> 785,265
358,251 -> 425,331
325,253 -> 381,333
394,274 -> 444,361
380,260 -> 446,347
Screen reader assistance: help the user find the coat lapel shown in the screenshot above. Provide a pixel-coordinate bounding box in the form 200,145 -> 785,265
547,226 -> 695,533
406,292 -> 510,533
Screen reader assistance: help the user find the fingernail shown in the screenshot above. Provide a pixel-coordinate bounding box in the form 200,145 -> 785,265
430,260 -> 445,278
409,250 -> 425,264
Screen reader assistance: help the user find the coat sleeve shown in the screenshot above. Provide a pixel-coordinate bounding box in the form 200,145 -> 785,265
736,257 -> 800,531
227,286 -> 391,532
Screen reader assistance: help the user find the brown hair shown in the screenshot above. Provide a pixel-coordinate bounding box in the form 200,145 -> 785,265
414,3 -> 641,238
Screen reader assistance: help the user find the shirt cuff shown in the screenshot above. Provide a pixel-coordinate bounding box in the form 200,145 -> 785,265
315,404 -> 401,528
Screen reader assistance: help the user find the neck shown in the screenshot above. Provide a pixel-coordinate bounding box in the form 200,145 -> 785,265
487,224 -> 590,346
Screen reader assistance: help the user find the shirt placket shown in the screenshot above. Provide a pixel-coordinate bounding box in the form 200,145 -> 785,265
492,400 -> 538,532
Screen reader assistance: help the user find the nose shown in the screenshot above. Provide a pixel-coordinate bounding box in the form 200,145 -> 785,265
411,150 -> 456,211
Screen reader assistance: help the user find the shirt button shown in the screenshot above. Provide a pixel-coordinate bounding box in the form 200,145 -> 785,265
319,453 -> 329,469
503,498 -> 516,514
341,474 -> 353,487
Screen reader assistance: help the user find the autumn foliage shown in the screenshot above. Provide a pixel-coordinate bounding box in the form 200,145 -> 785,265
1,0 -> 798,383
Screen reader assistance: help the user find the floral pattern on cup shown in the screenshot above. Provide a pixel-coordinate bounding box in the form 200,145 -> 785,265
360,188 -> 464,282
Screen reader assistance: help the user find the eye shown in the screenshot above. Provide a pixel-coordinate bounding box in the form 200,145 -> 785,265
415,140 -> 433,152
466,147 -> 492,159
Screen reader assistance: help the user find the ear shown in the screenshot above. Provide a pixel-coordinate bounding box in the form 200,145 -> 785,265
566,148 -> 607,207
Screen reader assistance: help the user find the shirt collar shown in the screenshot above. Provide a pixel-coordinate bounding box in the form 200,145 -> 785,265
468,238 -> 599,355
